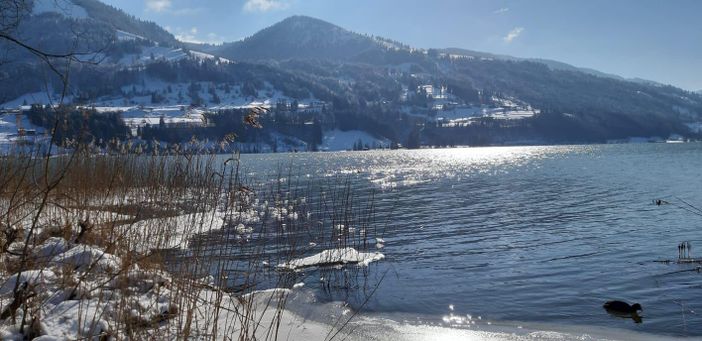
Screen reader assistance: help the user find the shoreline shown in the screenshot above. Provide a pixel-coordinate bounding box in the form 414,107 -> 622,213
280,288 -> 699,340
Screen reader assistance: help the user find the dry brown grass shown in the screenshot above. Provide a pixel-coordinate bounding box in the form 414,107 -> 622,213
0,141 -> 382,340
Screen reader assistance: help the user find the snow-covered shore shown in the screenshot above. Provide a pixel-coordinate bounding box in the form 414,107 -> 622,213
0,196 -> 386,340
0,217 -> 682,341
0,232 -> 380,340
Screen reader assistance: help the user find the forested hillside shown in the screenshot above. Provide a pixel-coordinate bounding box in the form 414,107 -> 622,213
2,4 -> 701,150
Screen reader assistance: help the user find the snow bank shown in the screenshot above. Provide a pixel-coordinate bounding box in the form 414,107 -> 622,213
158,288 -> 354,340
0,270 -> 57,295
50,245 -> 121,272
33,237 -> 70,261
123,211 -> 225,251
8,205 -> 134,238
40,300 -> 111,339
278,247 -> 385,270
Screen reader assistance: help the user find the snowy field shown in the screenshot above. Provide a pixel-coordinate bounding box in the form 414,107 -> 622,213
439,107 -> 539,127
0,112 -> 45,152
401,104 -> 538,127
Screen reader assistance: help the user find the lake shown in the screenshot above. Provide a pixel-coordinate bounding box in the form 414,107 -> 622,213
222,143 -> 702,337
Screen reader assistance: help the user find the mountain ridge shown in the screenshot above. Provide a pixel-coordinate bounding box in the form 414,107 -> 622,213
2,3 -> 702,148
213,15 -> 390,62
202,15 -> 668,89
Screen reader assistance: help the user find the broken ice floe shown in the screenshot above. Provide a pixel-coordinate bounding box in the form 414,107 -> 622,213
277,247 -> 384,270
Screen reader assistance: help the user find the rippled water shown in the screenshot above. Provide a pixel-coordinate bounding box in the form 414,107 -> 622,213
234,143 -> 702,336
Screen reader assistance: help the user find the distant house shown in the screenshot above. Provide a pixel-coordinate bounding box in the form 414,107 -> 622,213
419,85 -> 434,97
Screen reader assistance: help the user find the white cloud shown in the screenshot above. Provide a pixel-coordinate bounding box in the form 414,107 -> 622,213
503,27 -> 524,43
243,0 -> 289,13
494,7 -> 509,14
146,0 -> 171,12
169,26 -> 225,44
145,1 -> 202,15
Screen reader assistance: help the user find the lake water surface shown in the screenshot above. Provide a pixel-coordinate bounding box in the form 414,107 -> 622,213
232,143 -> 702,337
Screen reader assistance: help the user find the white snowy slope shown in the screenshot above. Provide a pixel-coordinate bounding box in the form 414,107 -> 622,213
0,111 -> 46,151
115,30 -> 145,41
32,0 -> 88,19
0,92 -> 71,109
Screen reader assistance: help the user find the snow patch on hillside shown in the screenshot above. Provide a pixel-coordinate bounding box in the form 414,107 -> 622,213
0,92 -> 71,108
33,0 -> 88,19
116,46 -> 189,66
88,79 -> 322,110
115,30 -> 145,41
435,107 -> 483,120
108,43 -> 229,67
0,111 -> 46,151
432,106 -> 538,127
189,50 -> 232,63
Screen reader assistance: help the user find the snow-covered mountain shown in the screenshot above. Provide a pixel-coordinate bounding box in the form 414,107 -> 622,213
2,1 -> 702,149
0,0 -> 236,103
37,0 -> 177,45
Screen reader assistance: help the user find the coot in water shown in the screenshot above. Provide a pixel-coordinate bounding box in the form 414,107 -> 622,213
603,300 -> 642,313
603,301 -> 643,323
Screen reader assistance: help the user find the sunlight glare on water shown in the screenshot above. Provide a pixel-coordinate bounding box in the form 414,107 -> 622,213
362,146 -> 583,190
237,143 -> 702,337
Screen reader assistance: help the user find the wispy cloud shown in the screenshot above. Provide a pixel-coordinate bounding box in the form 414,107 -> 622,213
169,26 -> 225,44
145,0 -> 171,12
145,0 -> 202,15
172,26 -> 198,42
503,27 -> 524,43
494,7 -> 509,14
243,0 -> 289,13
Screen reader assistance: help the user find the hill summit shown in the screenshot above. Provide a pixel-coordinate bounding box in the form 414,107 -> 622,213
215,15 -> 390,61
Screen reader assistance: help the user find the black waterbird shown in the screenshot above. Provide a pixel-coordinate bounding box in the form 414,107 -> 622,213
603,300 -> 643,323
603,301 -> 642,313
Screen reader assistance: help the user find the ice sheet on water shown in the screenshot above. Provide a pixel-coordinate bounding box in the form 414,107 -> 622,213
278,247 -> 384,270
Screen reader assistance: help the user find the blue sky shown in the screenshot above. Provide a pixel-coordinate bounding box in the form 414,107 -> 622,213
101,0 -> 702,91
